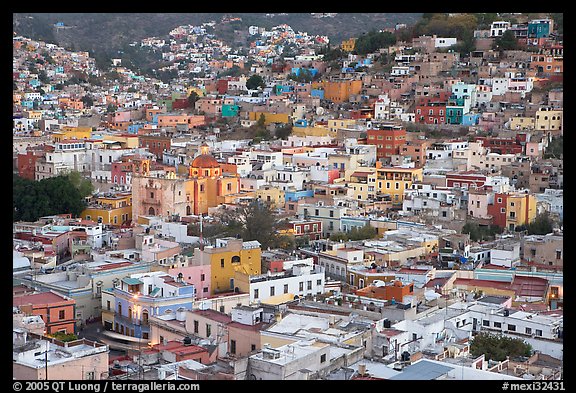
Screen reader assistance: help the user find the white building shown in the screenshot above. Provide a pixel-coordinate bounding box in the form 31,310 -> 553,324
246,259 -> 326,304
490,21 -> 510,37
248,340 -> 332,380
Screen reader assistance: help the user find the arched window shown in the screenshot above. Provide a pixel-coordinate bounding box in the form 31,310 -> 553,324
148,207 -> 155,215
231,256 -> 241,264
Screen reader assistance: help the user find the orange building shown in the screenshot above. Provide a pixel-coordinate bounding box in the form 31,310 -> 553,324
131,144 -> 240,220
322,78 -> 363,103
354,280 -> 414,303
13,291 -> 76,335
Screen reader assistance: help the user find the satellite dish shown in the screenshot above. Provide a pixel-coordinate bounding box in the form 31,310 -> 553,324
316,107 -> 325,116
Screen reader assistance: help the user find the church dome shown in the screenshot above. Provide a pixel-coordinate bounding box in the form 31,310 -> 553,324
191,154 -> 220,168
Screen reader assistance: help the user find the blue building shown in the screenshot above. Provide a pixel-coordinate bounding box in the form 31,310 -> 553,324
340,216 -> 371,233
105,272 -> 195,340
528,19 -> 552,38
285,189 -> 314,202
462,113 -> 480,126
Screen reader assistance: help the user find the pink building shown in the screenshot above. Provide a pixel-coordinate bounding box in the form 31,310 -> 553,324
169,264 -> 212,298
467,189 -> 494,219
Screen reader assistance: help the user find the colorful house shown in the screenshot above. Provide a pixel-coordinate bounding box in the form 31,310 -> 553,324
193,237 -> 261,295
13,291 -> 76,335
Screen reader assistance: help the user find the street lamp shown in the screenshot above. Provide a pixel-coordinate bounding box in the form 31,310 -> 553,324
132,293 -> 142,380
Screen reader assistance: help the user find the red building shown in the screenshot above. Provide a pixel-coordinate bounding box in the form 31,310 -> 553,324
446,172 -> 487,189
17,147 -> 44,180
366,125 -> 407,160
414,92 -> 451,125
139,134 -> 172,160
474,135 -> 524,155
487,192 -> 508,228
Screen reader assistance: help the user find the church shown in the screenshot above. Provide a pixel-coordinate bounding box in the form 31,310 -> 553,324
131,143 -> 240,220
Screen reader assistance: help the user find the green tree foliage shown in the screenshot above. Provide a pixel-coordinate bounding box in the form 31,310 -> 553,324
544,136 -> 562,159
525,212 -> 555,235
50,332 -> 78,342
322,47 -> 344,60
66,170 -> 94,198
470,332 -> 532,361
461,222 -> 503,241
275,124 -> 293,140
13,173 -> 89,222
246,74 -> 265,90
414,13 -> 478,41
216,200 -> 281,250
81,95 -> 94,108
493,30 -> 518,51
354,30 -> 396,55
188,91 -> 200,108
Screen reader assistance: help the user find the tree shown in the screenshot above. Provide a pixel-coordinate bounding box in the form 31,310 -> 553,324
470,332 -> 532,361
81,95 -> 94,108
526,212 -> 554,235
188,91 -> 200,108
13,174 -> 89,222
275,124 -> 293,140
216,200 -> 281,250
66,171 -> 94,199
246,74 -> 265,90
493,30 -> 518,51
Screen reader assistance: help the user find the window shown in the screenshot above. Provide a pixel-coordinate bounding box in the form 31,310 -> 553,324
251,344 -> 256,351
525,327 -> 532,335
201,274 -> 205,281
284,284 -> 289,294
556,250 -> 562,260
220,305 -> 225,313
535,329 -> 542,337
317,279 -> 322,286
494,322 -> 502,328
320,354 -> 326,363
254,289 -> 259,299
59,310 -> 65,320
230,339 -> 236,354
193,320 -> 199,334
221,258 -> 225,268
299,282 -> 304,291
270,286 -> 275,296
206,324 -> 211,337
508,324 -> 516,332
307,280 -> 312,290
483,320 -> 490,327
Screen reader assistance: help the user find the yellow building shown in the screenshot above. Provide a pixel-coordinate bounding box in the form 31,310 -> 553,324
81,191 -> 132,226
375,164 -> 423,205
131,144 -> 240,220
22,110 -> 42,121
341,38 -> 357,52
348,168 -> 377,201
255,186 -> 285,208
51,126 -> 92,142
327,119 -> 358,134
194,237 -> 261,295
248,112 -> 290,125
291,125 -> 331,137
506,193 -> 537,231
535,108 -> 562,133
102,133 -> 140,149
509,116 -> 535,130
322,78 -> 363,103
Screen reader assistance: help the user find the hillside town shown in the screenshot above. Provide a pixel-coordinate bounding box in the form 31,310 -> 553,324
13,13 -> 563,381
